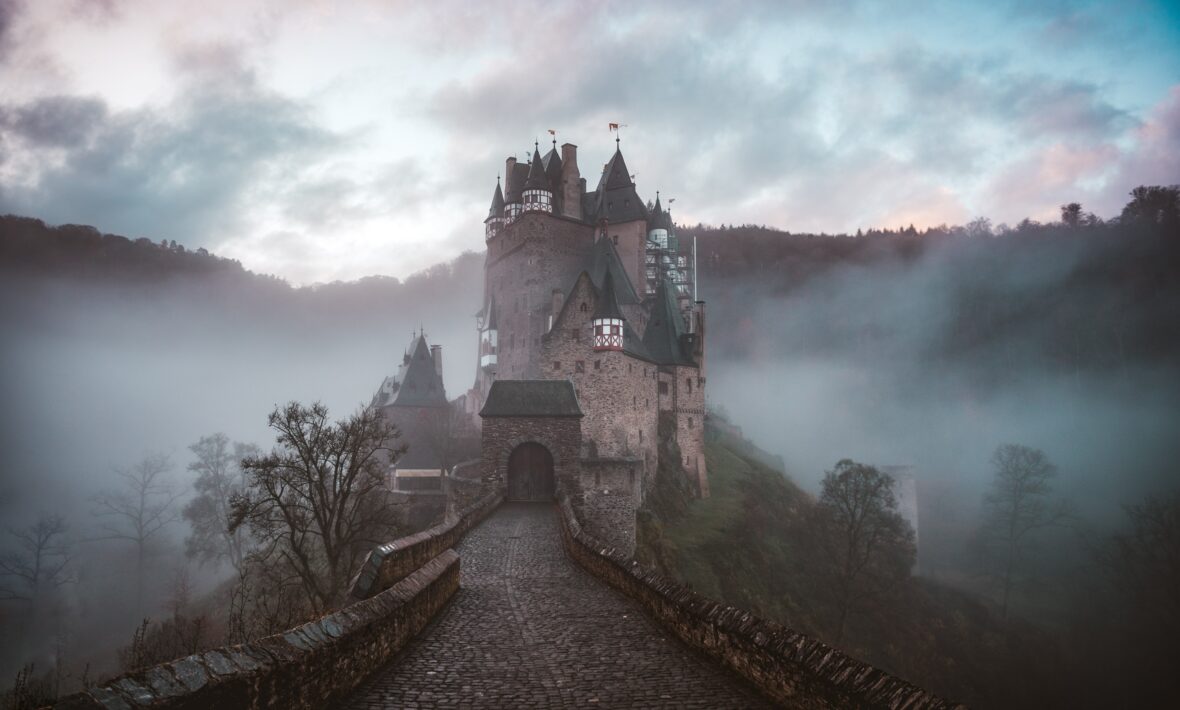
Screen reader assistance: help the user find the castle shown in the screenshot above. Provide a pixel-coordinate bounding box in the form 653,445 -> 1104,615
373,135 -> 708,552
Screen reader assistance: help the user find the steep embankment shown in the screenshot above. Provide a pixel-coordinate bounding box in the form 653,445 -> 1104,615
637,418 -> 1066,710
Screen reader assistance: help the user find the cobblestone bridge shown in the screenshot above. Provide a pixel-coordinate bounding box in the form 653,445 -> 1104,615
339,503 -> 774,709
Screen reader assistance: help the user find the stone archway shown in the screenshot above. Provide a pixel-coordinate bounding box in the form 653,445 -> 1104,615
506,442 -> 555,502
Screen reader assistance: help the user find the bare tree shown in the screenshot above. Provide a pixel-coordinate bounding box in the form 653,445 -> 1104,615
1096,492 -> 1180,633
0,512 -> 73,601
230,402 -> 405,614
182,434 -> 257,571
808,459 -> 915,645
977,443 -> 1071,621
92,452 -> 181,610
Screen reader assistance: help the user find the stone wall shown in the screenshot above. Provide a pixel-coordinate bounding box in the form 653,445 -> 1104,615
479,415 -> 581,496
576,457 -> 642,555
557,498 -> 963,709
539,284 -> 659,473
485,212 -> 594,380
349,491 -> 501,600
56,552 -> 460,710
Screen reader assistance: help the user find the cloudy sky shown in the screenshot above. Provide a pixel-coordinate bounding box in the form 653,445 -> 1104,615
1,0 -> 1177,283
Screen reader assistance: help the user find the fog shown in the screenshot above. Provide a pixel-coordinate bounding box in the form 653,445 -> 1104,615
0,257 -> 483,681
2,221 -> 1178,692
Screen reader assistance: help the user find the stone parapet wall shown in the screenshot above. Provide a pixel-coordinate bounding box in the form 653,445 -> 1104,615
556,498 -> 963,709
56,551 -> 460,710
349,491 -> 501,600
577,457 -> 641,555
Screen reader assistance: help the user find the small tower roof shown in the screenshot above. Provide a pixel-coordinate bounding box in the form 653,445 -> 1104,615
649,193 -> 672,232
543,146 -> 563,185
487,180 -> 505,220
391,333 -> 449,407
524,145 -> 551,191
592,270 -> 625,320
600,147 -> 634,191
642,278 -> 695,366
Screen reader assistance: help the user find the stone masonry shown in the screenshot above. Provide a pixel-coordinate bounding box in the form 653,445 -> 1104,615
338,503 -> 773,709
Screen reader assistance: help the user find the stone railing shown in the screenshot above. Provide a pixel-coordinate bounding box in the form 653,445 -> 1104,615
56,550 -> 459,709
557,497 -> 964,709
349,490 -> 502,600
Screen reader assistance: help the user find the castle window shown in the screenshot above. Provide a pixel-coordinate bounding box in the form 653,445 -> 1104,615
689,417 -> 694,428
659,382 -> 668,395
612,235 -> 619,245
571,328 -> 581,343
580,302 -> 588,313
628,363 -> 632,374
594,360 -> 601,370
553,361 -> 561,371
575,360 -> 585,373
639,429 -> 643,443
646,398 -> 649,407
686,378 -> 692,393
632,395 -> 636,406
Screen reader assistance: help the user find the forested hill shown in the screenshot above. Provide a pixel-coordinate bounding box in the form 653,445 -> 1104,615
686,190 -> 1180,386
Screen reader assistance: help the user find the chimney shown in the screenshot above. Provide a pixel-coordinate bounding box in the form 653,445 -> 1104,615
505,157 -> 517,196
560,143 -> 582,220
430,344 -> 443,379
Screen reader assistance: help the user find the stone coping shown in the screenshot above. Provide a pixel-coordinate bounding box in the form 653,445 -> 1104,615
55,550 -> 460,710
556,497 -> 965,710
349,490 -> 502,600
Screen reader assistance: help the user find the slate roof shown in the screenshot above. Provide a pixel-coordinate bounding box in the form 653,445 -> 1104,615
592,270 -> 625,320
649,194 -> 672,232
524,147 -> 551,191
480,380 -> 583,418
391,335 -> 449,407
586,236 -> 640,305
543,146 -> 562,185
487,181 -> 505,220
642,278 -> 696,366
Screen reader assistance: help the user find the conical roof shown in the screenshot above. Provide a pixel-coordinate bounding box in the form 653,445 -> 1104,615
524,147 -> 551,191
600,147 -> 633,191
487,180 -> 505,220
649,194 -> 672,232
642,278 -> 695,366
592,270 -> 625,320
392,334 -> 448,407
543,146 -> 563,185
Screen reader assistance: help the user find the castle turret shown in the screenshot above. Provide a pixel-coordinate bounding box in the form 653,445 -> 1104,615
648,192 -> 670,249
522,144 -> 554,214
592,270 -> 625,351
485,178 -> 505,240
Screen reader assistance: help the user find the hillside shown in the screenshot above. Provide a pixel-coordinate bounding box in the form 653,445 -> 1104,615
637,417 -> 1079,709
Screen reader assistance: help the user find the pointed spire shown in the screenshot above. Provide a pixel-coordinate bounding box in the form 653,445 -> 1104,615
524,145 -> 550,191
601,146 -> 633,191
487,177 -> 505,220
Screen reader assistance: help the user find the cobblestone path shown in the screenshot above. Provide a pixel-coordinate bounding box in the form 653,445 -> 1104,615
340,503 -> 775,709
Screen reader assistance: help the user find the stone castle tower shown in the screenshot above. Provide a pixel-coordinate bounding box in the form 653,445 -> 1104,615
464,136 -> 708,547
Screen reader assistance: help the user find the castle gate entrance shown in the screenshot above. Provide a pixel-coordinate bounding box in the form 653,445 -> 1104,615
506,443 -> 555,501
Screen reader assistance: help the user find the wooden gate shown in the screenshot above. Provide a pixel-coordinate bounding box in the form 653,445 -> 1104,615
506,443 -> 555,501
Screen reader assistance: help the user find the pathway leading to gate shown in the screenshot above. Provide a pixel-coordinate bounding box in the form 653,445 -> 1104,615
339,503 -> 775,709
